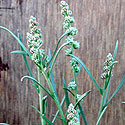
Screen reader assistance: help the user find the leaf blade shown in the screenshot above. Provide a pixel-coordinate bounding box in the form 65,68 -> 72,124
78,103 -> 88,125
21,76 -> 52,98
52,96 -> 65,123
96,106 -> 107,125
48,49 -> 58,98
104,41 -> 119,104
62,77 -> 70,109
74,90 -> 91,108
11,50 -> 27,55
32,105 -> 53,125
105,75 -> 125,106
69,54 -> 102,94
0,26 -> 31,57
17,30 -> 39,93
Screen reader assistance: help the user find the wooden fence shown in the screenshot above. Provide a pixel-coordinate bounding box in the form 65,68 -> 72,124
0,0 -> 124,124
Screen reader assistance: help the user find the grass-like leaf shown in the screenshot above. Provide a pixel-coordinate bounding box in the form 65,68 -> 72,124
48,49 -> 58,98
47,30 -> 72,66
69,54 -> 102,95
113,40 -> 118,59
11,50 -> 27,55
63,88 -> 75,96
32,105 -> 53,125
78,103 -> 88,125
74,90 -> 91,108
21,76 -> 53,98
104,41 -> 118,104
96,106 -> 107,125
62,76 -> 70,109
105,75 -> 125,107
52,114 -> 63,121
52,65 -> 82,123
17,30 -> 39,93
0,26 -> 31,57
52,96 -> 65,123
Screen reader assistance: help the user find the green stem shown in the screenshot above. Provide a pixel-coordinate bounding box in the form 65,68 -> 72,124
49,42 -> 70,74
98,79 -> 107,123
98,89 -> 106,117
38,68 -> 45,125
73,69 -> 77,104
52,96 -> 65,123
41,68 -> 66,125
47,30 -> 72,66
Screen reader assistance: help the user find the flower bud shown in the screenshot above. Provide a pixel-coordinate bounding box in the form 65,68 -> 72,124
68,81 -> 76,90
72,41 -> 80,49
67,103 -> 80,125
67,27 -> 78,36
68,10 -> 72,16
65,48 -> 72,56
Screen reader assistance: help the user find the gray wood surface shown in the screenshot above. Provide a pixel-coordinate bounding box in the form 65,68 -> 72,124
0,0 -> 125,124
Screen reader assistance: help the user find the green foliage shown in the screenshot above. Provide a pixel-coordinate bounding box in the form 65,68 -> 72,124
74,90 -> 91,108
96,106 -> 107,125
63,77 -> 70,109
0,1 -> 123,125
69,54 -> 102,95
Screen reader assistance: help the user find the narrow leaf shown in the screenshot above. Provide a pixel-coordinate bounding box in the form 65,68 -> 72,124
69,54 -> 102,95
32,105 -> 41,114
113,40 -> 118,59
104,79 -> 111,105
96,106 -> 107,125
32,105 -> 53,125
0,26 -> 31,57
63,88 -> 75,96
52,114 -> 63,121
105,76 -> 125,106
11,50 -> 27,55
52,96 -> 65,123
104,41 -> 119,104
17,30 -> 39,93
52,64 -> 82,123
78,103 -> 88,125
47,30 -> 72,65
48,49 -> 58,98
62,76 -> 70,109
21,76 -> 52,98
74,90 -> 91,108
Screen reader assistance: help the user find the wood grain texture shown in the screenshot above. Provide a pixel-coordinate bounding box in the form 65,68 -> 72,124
0,0 -> 125,124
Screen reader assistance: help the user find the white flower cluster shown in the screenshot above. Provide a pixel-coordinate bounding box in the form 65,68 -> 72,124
101,53 -> 115,79
67,103 -> 80,125
60,1 -> 80,73
68,81 -> 76,90
70,58 -> 80,73
26,16 -> 47,65
60,1 -> 80,56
